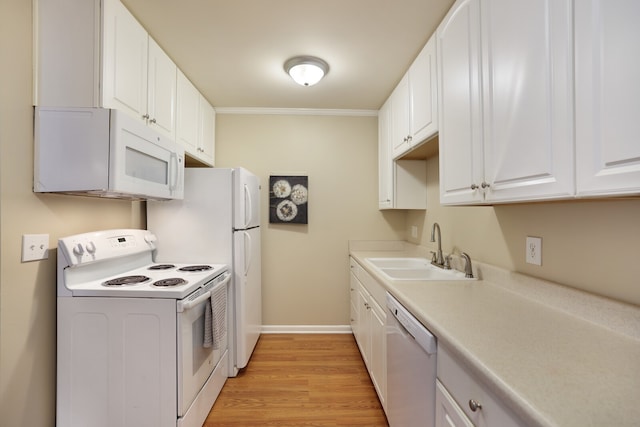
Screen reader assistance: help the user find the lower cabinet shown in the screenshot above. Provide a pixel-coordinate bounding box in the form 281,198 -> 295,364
435,380 -> 474,427
349,257 -> 387,410
436,345 -> 524,427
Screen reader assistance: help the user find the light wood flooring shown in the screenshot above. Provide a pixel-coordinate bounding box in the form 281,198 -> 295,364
204,334 -> 389,427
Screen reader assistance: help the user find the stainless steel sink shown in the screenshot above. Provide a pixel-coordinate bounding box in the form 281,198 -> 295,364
366,257 -> 476,281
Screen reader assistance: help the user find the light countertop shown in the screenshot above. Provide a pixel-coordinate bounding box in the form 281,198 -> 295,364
349,241 -> 640,427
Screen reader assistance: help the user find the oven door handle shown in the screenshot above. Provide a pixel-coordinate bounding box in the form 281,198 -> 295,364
178,290 -> 211,313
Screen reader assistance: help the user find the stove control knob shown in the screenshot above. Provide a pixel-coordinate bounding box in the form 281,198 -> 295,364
86,241 -> 96,254
72,244 -> 84,256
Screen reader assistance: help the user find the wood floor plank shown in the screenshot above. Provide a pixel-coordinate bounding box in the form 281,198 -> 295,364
204,334 -> 389,427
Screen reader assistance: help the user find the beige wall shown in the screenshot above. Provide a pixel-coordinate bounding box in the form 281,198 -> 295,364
0,2 -> 145,425
407,157 -> 640,306
215,114 -> 406,325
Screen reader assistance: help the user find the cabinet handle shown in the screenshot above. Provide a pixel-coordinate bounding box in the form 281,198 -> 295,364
470,184 -> 479,190
149,118 -> 157,124
142,114 -> 150,120
407,135 -> 412,142
469,399 -> 482,412
481,181 -> 490,189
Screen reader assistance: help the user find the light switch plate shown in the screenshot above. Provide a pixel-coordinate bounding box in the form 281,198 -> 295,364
22,234 -> 49,262
526,236 -> 542,266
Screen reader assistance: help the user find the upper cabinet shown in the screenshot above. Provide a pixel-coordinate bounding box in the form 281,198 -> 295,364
378,98 -> 393,209
575,0 -> 640,197
437,0 -> 574,205
391,36 -> 439,159
101,0 -> 149,122
34,0 -> 214,165
176,70 -> 216,166
36,0 -> 177,139
379,92 -> 427,210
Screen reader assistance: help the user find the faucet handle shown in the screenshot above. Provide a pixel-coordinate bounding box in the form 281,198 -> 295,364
430,251 -> 437,263
444,255 -> 452,270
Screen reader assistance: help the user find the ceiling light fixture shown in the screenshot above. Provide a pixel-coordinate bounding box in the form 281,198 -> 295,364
284,56 -> 329,87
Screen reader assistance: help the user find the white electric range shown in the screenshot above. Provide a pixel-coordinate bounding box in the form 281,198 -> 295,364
56,229 -> 230,427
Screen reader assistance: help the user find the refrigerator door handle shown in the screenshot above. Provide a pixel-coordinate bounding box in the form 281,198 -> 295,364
243,184 -> 252,229
243,231 -> 252,276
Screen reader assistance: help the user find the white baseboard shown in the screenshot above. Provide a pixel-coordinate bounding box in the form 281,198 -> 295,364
261,325 -> 353,334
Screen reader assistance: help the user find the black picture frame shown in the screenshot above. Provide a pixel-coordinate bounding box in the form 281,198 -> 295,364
269,175 -> 308,224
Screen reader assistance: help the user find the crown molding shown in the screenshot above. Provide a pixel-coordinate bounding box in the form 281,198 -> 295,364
214,107 -> 378,117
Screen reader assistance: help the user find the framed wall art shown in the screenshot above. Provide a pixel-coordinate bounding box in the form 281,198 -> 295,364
269,175 -> 308,224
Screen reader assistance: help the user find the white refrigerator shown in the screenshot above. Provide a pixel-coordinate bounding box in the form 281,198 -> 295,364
147,167 -> 262,376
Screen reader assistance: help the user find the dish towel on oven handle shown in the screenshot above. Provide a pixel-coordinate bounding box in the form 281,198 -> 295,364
203,283 -> 227,349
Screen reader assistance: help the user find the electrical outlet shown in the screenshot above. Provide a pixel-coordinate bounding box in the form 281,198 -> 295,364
526,236 -> 542,266
411,226 -> 418,238
22,234 -> 49,262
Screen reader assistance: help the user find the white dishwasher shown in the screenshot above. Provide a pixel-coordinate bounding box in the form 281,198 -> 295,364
386,292 -> 437,427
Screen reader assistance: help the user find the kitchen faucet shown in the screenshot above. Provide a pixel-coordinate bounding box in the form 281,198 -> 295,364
461,252 -> 474,278
430,222 -> 449,269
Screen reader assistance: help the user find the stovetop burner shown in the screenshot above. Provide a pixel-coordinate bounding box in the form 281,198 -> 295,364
103,275 -> 151,287
152,278 -> 188,287
178,265 -> 213,272
148,264 -> 176,270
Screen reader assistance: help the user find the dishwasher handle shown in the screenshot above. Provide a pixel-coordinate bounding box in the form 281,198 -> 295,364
387,293 -> 437,355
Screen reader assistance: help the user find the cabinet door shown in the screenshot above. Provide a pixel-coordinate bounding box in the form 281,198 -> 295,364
390,74 -> 411,159
102,0 -> 148,120
410,35 -> 438,145
378,98 -> 393,209
176,70 -> 200,156
198,95 -> 216,166
435,381 -> 474,427
356,285 -> 371,366
437,0 -> 484,205
369,298 -> 387,409
575,0 -> 640,196
147,38 -> 177,139
349,272 -> 359,333
481,0 -> 574,202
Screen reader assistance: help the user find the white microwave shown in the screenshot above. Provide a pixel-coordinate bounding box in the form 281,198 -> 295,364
34,107 -> 184,200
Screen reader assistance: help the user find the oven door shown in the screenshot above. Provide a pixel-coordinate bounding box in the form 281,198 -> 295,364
176,274 -> 230,417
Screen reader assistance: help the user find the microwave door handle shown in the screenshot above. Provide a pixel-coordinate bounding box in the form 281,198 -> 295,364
178,290 -> 211,313
169,152 -> 178,192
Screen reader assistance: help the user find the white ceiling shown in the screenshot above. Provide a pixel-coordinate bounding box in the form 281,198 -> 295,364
121,0 -> 455,110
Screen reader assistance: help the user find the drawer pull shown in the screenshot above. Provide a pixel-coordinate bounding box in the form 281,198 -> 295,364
469,399 -> 482,412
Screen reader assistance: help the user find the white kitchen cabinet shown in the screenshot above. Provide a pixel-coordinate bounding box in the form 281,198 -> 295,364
391,35 -> 439,159
349,258 -> 386,410
35,0 -> 178,139
390,74 -> 411,158
145,38 -> 177,139
378,98 -> 393,209
435,381 -> 474,427
575,0 -> 640,197
437,345 -> 524,427
378,97 -> 427,210
176,70 -> 216,166
176,71 -> 201,156
437,0 -> 574,205
101,0 -> 149,121
197,96 -> 216,166
349,266 -> 360,347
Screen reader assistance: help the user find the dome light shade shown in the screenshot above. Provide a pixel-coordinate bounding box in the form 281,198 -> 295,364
284,56 -> 329,86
